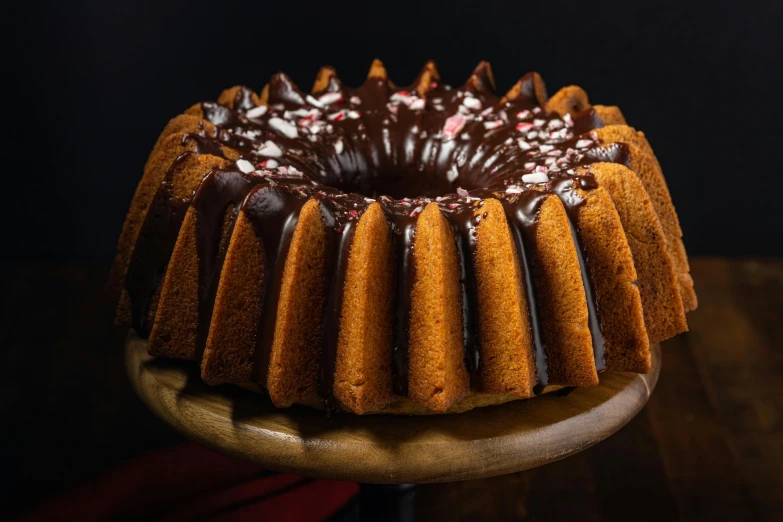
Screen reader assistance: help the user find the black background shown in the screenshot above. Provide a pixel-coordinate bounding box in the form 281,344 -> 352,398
7,0 -> 783,263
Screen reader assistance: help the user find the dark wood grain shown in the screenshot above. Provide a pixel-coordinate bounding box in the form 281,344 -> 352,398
2,258 -> 782,520
124,334 -> 660,484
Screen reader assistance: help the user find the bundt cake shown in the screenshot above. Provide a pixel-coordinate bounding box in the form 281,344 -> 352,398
110,60 -> 696,414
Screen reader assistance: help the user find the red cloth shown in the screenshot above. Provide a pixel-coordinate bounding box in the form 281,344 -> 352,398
14,442 -> 359,522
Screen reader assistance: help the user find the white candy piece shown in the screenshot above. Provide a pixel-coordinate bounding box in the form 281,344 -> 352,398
576,139 -> 593,148
447,164 -> 459,182
262,159 -> 279,169
350,96 -> 362,105
408,98 -> 425,111
318,92 -> 343,105
245,105 -> 268,119
334,139 -> 344,154
483,120 -> 503,130
235,159 -> 255,173
517,139 -> 532,151
463,97 -> 482,110
443,114 -> 467,140
390,92 -> 413,104
305,95 -> 324,108
522,172 -> 549,184
539,144 -> 554,153
257,140 -> 283,158
269,117 -> 298,139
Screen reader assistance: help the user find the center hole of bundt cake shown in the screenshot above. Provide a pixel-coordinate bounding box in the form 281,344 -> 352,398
325,164 -> 461,200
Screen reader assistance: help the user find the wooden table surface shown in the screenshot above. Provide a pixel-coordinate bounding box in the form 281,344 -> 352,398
1,258 -> 781,521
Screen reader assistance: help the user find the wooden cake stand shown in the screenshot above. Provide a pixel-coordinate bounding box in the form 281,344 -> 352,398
125,334 -> 660,484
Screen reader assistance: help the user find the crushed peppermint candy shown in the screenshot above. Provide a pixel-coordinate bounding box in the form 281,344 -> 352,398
483,120 -> 503,130
347,110 -> 361,119
268,117 -> 298,139
305,95 -> 323,108
350,95 -> 362,105
443,114 -> 466,140
390,91 -> 413,104
245,105 -> 268,119
575,139 -> 593,148
235,159 -> 255,173
533,118 -> 546,127
257,140 -> 283,158
516,109 -> 531,120
516,122 -> 534,132
258,159 -> 278,169
522,172 -> 549,184
334,139 -> 344,154
408,98 -> 425,111
318,92 -> 343,105
517,139 -> 532,151
539,144 -> 554,153
462,97 -> 482,110
456,187 -> 470,197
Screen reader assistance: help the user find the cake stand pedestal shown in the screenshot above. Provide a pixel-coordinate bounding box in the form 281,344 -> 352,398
125,333 -> 660,484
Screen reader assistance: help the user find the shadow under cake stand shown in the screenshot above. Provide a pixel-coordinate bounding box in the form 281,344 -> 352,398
125,333 -> 660,485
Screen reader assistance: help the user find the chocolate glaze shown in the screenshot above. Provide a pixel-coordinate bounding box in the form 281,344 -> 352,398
126,152 -> 202,335
550,176 -> 607,373
192,169 -> 266,352
438,197 -> 484,374
379,197 -> 424,396
317,192 -> 369,410
245,178 -> 319,384
128,63 -> 634,401
497,191 -> 551,388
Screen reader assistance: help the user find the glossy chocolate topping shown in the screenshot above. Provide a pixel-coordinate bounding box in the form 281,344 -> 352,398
127,62 -> 635,406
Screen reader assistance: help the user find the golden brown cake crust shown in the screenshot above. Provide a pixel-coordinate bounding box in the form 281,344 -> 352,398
534,196 -> 598,387
407,203 -> 470,412
333,203 -> 395,414
589,163 -> 687,342
474,198 -> 536,397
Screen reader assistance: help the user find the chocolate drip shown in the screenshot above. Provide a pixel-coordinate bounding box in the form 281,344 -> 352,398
267,73 -> 307,107
380,198 -> 422,396
233,87 -> 258,113
549,176 -> 607,373
499,192 -> 550,389
317,195 -> 367,410
193,170 -> 265,352
246,181 -> 317,384
584,142 -> 631,168
515,72 -> 547,107
439,198 -> 483,374
200,102 -> 245,130
126,152 -> 203,335
571,109 -> 606,135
